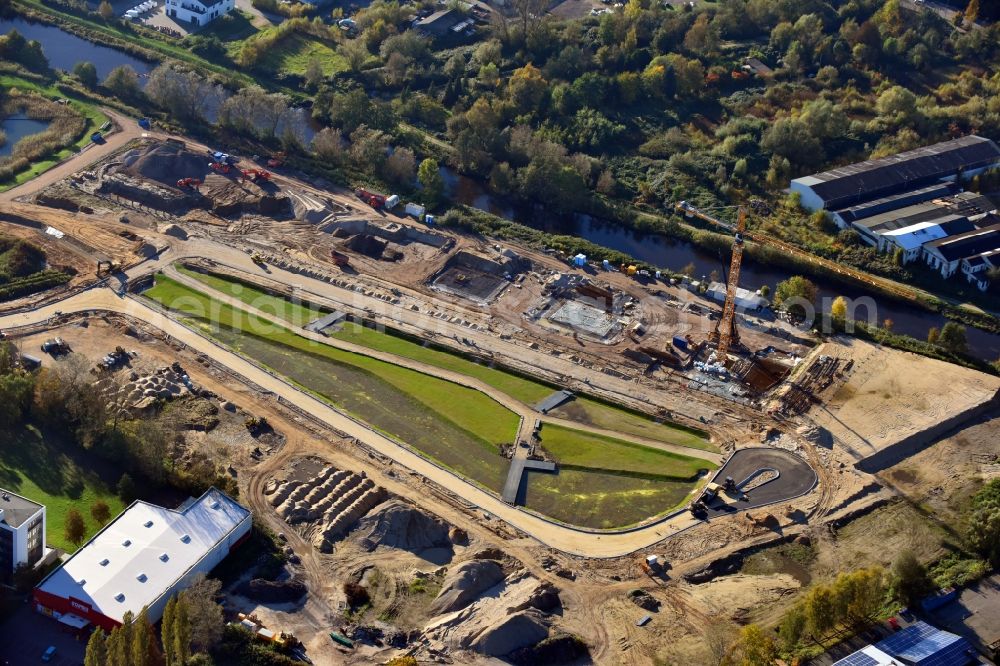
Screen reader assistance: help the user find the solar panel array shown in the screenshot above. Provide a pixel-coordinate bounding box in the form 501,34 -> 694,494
832,651 -> 881,666
874,621 -> 974,666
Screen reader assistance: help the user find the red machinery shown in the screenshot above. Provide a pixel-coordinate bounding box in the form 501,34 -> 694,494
209,162 -> 231,174
355,188 -> 386,209
176,177 -> 202,189
267,152 -> 286,168
241,169 -> 272,182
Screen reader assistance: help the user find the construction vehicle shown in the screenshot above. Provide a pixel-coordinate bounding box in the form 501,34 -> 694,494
675,201 -> 747,365
329,632 -> 354,649
90,132 -> 104,143
209,161 -> 232,174
251,253 -> 266,266
355,188 -> 386,209
240,169 -> 271,183
176,177 -> 202,190
235,614 -> 299,649
267,151 -> 287,168
330,250 -> 350,267
41,338 -> 69,354
96,259 -> 119,276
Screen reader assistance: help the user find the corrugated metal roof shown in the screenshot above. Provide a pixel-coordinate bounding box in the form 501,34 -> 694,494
926,222 -> 1000,262
792,136 -> 1000,210
834,183 -> 957,224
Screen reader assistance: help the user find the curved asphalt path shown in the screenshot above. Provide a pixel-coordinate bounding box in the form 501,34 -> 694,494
705,448 -> 818,518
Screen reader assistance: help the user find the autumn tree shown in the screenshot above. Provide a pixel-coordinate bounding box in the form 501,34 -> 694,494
65,508 -> 86,547
965,0 -> 979,24
774,276 -> 818,321
967,479 -> 1000,566
84,630 -> 108,666
73,61 -> 98,88
830,296 -> 848,320
720,624 -> 778,666
104,65 -> 140,100
98,0 -> 114,19
91,500 -> 111,526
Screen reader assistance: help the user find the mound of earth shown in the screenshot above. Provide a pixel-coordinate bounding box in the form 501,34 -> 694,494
356,499 -> 451,551
430,560 -> 505,615
467,609 -> 549,657
237,577 -> 307,603
127,142 -> 210,187
509,633 -> 589,665
159,223 -> 188,239
424,573 -> 556,659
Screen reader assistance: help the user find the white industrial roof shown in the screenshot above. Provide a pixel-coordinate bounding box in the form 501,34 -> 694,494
879,221 -> 950,251
37,488 -> 250,624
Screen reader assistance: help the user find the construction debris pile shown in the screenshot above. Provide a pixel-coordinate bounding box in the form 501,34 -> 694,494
265,459 -> 388,552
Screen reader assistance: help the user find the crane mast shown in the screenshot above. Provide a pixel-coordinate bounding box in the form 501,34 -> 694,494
674,202 -> 747,364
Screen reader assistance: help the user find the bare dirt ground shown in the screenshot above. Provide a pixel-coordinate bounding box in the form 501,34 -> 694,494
799,337 -> 1000,465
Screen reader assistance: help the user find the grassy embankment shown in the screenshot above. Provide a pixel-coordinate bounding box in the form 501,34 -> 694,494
150,274 -> 712,527
0,75 -> 109,191
176,265 -> 715,451
0,425 -> 123,551
527,423 -> 714,528
146,273 -> 519,492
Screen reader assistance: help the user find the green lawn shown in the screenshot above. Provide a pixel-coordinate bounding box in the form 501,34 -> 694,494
0,425 -> 123,551
0,75 -> 110,192
255,32 -> 347,76
537,423 -> 712,479
178,266 -> 715,451
146,274 -> 518,491
176,265 -> 325,327
199,10 -> 259,41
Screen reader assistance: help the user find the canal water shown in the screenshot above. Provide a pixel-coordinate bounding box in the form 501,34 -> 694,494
0,114 -> 50,157
0,17 -> 155,83
442,168 -> 1000,361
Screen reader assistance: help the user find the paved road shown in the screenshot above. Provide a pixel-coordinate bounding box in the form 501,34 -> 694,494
705,448 -> 818,518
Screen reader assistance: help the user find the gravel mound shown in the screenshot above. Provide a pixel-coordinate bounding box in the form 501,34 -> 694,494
430,560 -> 505,615
356,500 -> 451,551
126,142 -> 209,187
465,609 -> 549,657
237,577 -> 307,603
159,223 -> 188,239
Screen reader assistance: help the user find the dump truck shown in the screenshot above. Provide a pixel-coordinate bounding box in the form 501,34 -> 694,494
355,188 -> 386,209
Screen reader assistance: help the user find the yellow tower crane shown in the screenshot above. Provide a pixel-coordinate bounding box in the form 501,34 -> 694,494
674,202 -> 748,365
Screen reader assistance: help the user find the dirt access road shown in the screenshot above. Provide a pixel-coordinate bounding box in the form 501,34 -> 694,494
0,109 -> 144,203
0,287 -> 751,557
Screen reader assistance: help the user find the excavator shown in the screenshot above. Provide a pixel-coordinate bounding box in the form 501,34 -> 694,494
176,177 -> 202,190
241,169 -> 272,183
208,161 -> 232,174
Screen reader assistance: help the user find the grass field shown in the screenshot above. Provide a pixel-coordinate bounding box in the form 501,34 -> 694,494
146,274 -> 518,491
537,423 -> 711,478
0,425 -> 123,551
525,423 -> 712,528
256,32 -> 347,77
0,75 -> 109,192
178,267 -> 714,451
176,265 -> 325,327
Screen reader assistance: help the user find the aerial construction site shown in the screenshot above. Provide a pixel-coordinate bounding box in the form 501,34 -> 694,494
0,115 -> 997,665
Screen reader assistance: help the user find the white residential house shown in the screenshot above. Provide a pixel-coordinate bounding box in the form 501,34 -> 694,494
165,0 -> 233,26
0,489 -> 46,586
960,251 -> 999,292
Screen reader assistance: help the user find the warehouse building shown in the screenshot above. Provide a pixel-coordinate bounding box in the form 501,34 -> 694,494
791,135 -> 1000,213
33,488 -> 250,632
833,620 -> 978,666
0,489 -> 46,586
923,222 -> 1000,282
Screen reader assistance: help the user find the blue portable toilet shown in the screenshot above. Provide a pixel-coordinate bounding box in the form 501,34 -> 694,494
138,118 -> 151,130
602,259 -> 611,270
425,214 -> 435,225
573,253 -> 587,267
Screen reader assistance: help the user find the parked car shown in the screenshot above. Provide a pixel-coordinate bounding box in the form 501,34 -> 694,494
41,646 -> 56,662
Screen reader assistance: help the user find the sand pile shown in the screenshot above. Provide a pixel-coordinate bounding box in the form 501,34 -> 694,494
126,142 -> 210,187
430,560 -> 505,615
159,223 -> 188,239
423,572 -> 558,658
355,500 -> 451,552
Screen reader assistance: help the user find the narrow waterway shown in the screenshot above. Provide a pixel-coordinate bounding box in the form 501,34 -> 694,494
442,168 -> 1000,362
0,114 -> 50,157
0,17 -> 155,83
